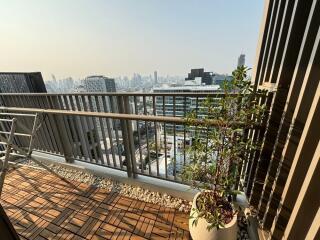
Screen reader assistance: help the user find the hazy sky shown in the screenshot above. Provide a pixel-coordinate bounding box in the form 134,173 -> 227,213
0,0 -> 264,80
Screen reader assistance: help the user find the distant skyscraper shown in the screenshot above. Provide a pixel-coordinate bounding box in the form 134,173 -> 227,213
0,72 -> 47,93
237,54 -> 245,67
154,71 -> 158,85
51,74 -> 57,82
83,75 -> 116,139
84,75 -> 116,92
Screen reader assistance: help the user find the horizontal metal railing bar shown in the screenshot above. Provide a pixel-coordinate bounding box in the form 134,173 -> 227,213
0,113 -> 36,117
9,153 -> 26,158
0,107 -> 187,123
0,119 -> 14,122
0,106 -> 262,128
0,92 -> 265,97
0,131 -> 31,137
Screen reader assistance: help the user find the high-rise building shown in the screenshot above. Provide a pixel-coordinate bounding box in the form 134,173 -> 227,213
84,75 -> 116,92
213,74 -> 233,86
185,68 -> 214,85
0,72 -> 47,93
82,75 -> 116,141
154,84 -> 220,122
237,54 -> 245,67
154,71 -> 221,134
0,72 -> 46,152
154,71 -> 158,85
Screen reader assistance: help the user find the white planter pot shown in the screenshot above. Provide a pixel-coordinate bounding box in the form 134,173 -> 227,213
189,192 -> 238,240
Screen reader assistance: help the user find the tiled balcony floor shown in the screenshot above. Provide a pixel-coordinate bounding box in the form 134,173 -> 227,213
0,166 -> 190,240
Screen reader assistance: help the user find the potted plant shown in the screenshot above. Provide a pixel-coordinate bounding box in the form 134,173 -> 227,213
181,66 -> 266,240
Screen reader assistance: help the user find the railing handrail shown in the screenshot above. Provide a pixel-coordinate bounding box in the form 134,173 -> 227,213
0,106 -> 262,129
0,106 -> 184,123
0,92 -> 264,97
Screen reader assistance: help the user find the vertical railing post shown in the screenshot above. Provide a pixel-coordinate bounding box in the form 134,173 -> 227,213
48,96 -> 74,163
117,96 -> 134,177
124,96 -> 137,178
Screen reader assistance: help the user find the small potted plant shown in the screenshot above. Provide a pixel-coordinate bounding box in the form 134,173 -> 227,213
181,66 -> 266,240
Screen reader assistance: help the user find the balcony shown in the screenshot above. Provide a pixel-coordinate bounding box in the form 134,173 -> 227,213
0,92 -> 262,240
0,0 -> 319,238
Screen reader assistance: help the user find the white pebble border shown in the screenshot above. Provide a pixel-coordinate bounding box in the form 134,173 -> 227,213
21,160 -> 192,213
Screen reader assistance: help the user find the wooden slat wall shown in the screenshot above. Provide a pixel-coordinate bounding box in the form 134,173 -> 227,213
251,0 -> 320,239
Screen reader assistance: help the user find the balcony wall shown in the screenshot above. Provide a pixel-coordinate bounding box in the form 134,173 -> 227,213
251,0 -> 320,239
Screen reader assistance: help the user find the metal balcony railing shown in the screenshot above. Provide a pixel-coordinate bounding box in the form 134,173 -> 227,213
0,92 -> 271,186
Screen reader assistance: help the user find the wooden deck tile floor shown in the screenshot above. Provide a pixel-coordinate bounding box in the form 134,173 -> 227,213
0,166 -> 190,240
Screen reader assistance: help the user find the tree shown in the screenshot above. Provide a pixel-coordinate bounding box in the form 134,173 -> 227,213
181,66 -> 267,229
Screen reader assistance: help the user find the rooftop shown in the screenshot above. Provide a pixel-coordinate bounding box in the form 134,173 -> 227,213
153,84 -> 220,91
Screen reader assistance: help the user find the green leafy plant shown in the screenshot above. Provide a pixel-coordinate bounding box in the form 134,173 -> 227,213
181,66 -> 267,230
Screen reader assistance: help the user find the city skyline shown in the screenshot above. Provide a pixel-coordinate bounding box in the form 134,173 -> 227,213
0,0 -> 264,80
